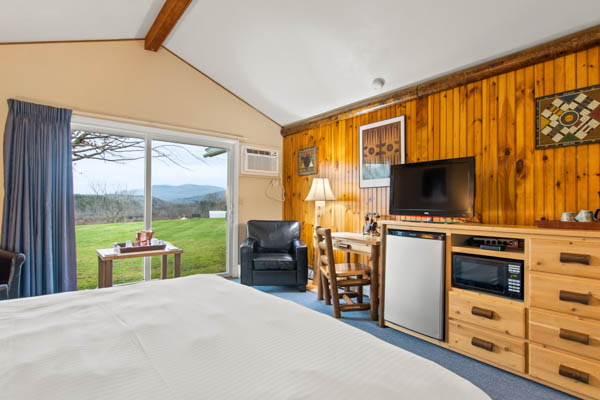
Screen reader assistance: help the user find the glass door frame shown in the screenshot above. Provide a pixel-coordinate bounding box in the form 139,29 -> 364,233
71,115 -> 239,278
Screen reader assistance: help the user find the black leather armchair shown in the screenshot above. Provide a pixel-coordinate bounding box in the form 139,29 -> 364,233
240,220 -> 308,291
0,249 -> 26,300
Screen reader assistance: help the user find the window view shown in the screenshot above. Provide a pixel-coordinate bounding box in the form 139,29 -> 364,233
72,130 -> 228,290
149,140 -> 227,279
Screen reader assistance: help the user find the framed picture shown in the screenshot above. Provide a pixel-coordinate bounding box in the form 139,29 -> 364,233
298,146 -> 317,176
359,116 -> 405,188
536,84 -> 600,149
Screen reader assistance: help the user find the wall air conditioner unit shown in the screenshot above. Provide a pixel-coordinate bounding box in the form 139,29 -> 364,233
241,145 -> 280,176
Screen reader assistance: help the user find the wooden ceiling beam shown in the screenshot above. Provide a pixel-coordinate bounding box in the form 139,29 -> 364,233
145,0 -> 192,51
281,24 -> 600,137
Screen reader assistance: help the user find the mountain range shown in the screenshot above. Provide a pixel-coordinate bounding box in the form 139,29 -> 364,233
128,184 -> 225,203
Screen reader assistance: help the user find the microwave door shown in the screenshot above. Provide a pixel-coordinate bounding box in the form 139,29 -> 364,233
454,256 -> 505,295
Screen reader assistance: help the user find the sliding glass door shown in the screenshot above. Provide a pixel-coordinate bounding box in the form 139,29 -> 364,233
150,140 -> 228,278
71,118 -> 238,290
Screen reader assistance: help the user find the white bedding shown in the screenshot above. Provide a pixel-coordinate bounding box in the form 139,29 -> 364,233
0,275 -> 489,399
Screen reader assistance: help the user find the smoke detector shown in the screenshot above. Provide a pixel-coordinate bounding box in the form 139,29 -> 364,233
372,77 -> 385,90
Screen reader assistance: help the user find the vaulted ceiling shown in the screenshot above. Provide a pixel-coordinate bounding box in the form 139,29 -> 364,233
2,1 -> 600,126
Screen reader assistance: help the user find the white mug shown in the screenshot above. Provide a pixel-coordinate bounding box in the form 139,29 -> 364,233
151,238 -> 159,245
561,212 -> 576,222
575,210 -> 593,222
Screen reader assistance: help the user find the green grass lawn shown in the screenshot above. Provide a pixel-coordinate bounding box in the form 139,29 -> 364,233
76,218 -> 227,290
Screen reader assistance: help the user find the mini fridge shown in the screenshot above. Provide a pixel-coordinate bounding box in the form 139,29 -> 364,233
384,229 -> 446,340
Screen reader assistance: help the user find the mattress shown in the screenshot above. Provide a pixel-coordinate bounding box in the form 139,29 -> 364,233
0,275 -> 489,399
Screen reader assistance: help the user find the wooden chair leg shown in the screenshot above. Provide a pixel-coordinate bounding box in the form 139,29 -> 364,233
330,280 -> 341,318
322,273 -> 331,305
357,280 -> 363,304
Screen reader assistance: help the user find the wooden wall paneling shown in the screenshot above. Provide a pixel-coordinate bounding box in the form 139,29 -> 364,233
489,76 -> 499,224
515,69 -> 526,225
576,50 -> 589,213
440,91 -> 448,160
506,71 -> 517,225
524,66 -> 536,225
533,63 -> 546,221
460,85 -> 468,158
564,54 -> 577,216
589,47 -> 600,213
543,59 -> 555,221
497,73 -> 508,224
283,46 -> 600,258
553,56 -> 566,221
481,79 -> 490,224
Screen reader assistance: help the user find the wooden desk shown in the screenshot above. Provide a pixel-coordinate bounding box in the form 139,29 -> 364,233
315,232 -> 381,321
96,244 -> 183,288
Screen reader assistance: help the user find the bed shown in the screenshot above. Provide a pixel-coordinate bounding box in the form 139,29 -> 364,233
0,275 -> 489,399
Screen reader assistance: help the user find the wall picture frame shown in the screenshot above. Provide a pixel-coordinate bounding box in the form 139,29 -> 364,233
359,116 -> 405,188
535,84 -> 600,149
298,146 -> 317,176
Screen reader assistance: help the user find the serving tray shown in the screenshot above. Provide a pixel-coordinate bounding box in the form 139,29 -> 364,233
534,220 -> 600,230
115,242 -> 167,253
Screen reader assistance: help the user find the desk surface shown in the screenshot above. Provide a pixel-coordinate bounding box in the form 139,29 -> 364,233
330,232 -> 381,245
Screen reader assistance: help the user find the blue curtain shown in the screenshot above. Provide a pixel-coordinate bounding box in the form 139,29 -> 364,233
2,99 -> 77,297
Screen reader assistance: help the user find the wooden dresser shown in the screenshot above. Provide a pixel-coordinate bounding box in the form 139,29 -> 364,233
379,221 -> 600,400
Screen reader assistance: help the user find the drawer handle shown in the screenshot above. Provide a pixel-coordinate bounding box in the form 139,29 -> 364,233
560,252 -> 591,265
559,365 -> 589,384
559,290 -> 591,305
471,306 -> 494,319
471,337 -> 494,352
559,328 -> 590,345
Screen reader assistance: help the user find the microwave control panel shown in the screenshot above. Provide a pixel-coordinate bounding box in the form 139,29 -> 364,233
507,264 -> 522,294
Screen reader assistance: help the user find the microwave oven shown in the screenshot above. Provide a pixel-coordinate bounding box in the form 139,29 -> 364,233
452,253 -> 524,300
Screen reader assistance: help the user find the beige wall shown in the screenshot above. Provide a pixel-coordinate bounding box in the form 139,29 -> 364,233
0,40 -> 283,243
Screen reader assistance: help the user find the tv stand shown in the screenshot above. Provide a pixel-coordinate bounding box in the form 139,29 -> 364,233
379,220 -> 600,400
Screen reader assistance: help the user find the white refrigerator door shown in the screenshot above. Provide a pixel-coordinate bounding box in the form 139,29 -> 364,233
384,234 -> 445,340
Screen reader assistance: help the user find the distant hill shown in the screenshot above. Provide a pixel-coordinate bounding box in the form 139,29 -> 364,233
129,184 -> 225,203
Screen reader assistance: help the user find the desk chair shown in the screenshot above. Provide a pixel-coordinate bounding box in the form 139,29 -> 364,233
315,226 -> 372,318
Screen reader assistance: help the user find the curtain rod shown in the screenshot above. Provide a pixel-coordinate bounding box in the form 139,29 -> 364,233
72,109 -> 248,142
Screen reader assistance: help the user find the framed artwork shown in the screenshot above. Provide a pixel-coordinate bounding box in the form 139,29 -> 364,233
298,146 -> 317,176
359,116 -> 405,188
536,84 -> 600,149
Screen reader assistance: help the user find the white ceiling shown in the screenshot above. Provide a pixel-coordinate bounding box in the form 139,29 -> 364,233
2,1 -> 600,126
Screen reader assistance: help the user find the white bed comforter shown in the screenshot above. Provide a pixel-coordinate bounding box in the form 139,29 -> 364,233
0,275 -> 489,399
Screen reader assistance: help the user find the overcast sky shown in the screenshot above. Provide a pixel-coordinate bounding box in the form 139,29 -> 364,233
72,140 -> 228,194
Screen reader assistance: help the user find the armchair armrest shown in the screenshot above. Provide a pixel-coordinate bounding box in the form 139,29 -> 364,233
293,239 -> 308,285
0,249 -> 25,299
240,238 -> 257,286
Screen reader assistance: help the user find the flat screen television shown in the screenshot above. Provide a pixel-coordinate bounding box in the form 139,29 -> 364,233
389,157 -> 475,218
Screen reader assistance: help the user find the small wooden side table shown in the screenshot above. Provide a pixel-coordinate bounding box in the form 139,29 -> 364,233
96,244 -> 183,288
315,232 -> 381,321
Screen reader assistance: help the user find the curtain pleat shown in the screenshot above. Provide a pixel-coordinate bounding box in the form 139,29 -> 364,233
2,99 -> 77,296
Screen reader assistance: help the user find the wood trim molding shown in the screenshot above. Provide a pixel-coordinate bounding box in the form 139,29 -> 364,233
145,0 -> 192,51
281,24 -> 600,137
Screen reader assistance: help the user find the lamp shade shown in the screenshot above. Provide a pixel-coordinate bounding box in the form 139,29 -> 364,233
305,178 -> 336,201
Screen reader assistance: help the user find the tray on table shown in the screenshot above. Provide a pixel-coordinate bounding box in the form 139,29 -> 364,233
115,242 -> 167,253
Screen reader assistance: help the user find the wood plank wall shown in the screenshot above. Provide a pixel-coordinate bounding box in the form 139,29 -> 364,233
283,46 -> 600,263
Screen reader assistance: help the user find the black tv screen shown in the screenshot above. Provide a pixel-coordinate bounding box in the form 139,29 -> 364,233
389,157 -> 475,218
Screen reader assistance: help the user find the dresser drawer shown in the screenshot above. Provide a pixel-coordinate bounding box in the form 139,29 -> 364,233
448,320 -> 526,372
531,238 -> 600,279
530,272 -> 600,320
530,308 -> 600,361
530,344 -> 600,399
449,290 -> 526,338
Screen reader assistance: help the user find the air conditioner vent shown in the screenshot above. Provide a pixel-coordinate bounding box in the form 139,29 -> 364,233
241,145 -> 279,176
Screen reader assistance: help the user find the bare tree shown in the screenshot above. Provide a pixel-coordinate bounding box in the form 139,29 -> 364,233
71,130 -> 207,168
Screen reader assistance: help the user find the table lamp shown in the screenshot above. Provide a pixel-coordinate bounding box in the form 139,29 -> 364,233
305,178 -> 336,229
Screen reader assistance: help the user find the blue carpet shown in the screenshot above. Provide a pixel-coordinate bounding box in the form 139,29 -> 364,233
237,281 -> 576,400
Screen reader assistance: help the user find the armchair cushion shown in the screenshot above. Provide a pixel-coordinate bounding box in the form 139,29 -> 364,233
253,253 -> 296,271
